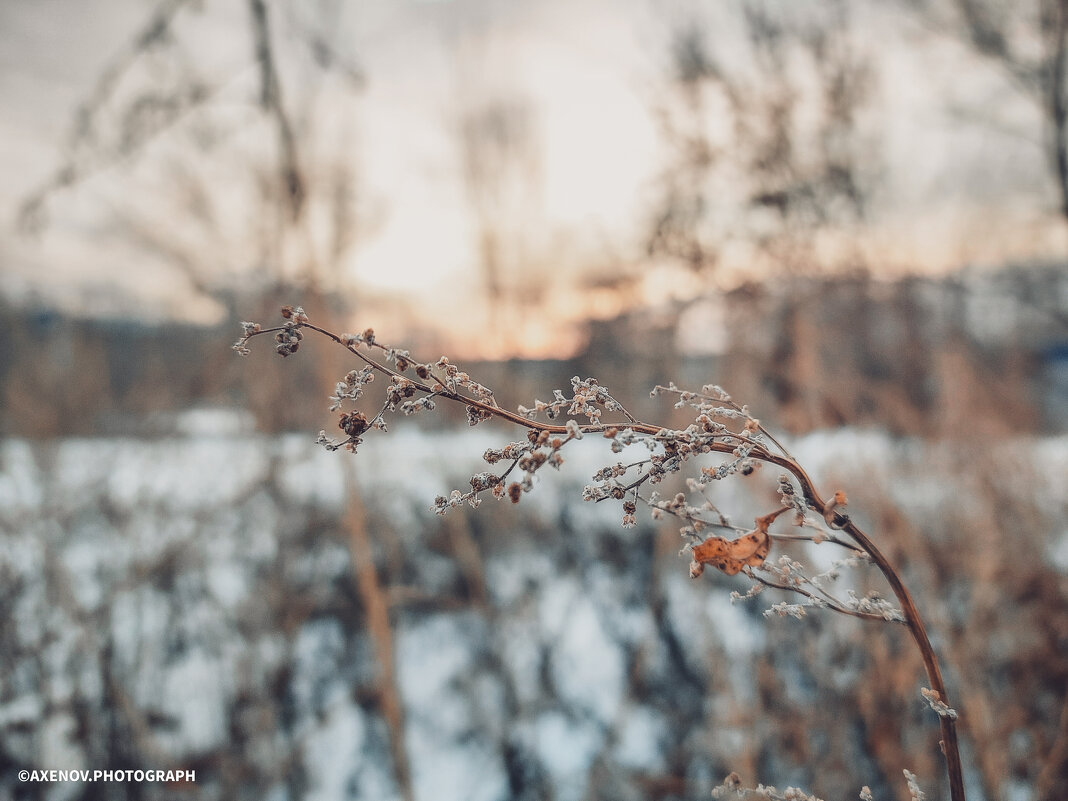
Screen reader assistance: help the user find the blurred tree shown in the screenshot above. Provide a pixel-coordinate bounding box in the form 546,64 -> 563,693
11,7 -> 419,799
902,0 -> 1068,227
457,94 -> 542,350
17,0 -> 368,317
646,0 -> 880,280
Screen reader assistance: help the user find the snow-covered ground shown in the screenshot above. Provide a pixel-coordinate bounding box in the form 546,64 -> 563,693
0,421 -> 1065,800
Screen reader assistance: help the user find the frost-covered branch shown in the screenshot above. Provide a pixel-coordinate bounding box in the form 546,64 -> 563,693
234,306 -> 967,801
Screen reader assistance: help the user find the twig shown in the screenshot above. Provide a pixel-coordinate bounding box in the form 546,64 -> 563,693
235,311 -> 967,801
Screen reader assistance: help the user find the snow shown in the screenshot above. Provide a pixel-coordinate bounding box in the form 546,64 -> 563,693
172,407 -> 256,437
614,706 -> 667,771
292,619 -> 350,715
0,694 -> 43,728
497,616 -> 545,709
704,592 -> 765,659
38,715 -> 85,801
530,711 -> 603,801
303,703 -> 367,801
486,549 -> 555,607
394,614 -> 508,801
0,425 -> 1064,799
396,615 -> 475,736
162,650 -> 231,753
0,439 -> 43,515
547,587 -> 626,725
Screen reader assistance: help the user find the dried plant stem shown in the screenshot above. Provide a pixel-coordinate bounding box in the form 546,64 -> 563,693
239,318 -> 966,800
344,483 -> 414,801
843,521 -> 965,801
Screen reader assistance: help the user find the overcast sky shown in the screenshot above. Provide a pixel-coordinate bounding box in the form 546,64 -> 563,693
0,0 -> 1062,354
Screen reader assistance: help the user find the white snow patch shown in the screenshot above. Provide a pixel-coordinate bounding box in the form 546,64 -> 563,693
39,713 -> 86,782
396,615 -> 474,735
100,438 -> 270,512
303,702 -> 366,801
662,573 -> 713,666
277,438 -> 347,509
614,706 -> 667,771
531,712 -> 602,801
0,439 -> 43,516
498,617 -> 544,708
173,407 -> 256,437
547,586 -> 625,725
704,592 -> 765,657
161,650 -> 230,753
0,693 -> 43,727
405,732 -> 507,801
357,428 -> 503,502
538,575 -> 579,636
205,560 -> 249,608
486,550 -> 554,607
291,619 -> 347,713
110,587 -> 171,669
59,522 -> 111,610
1049,529 -> 1068,574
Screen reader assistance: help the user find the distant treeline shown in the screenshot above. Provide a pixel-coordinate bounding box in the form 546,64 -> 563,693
714,267 -> 1068,436
2,265 -> 1065,438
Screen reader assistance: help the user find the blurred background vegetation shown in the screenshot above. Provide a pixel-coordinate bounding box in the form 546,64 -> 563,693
0,1 -> 1066,800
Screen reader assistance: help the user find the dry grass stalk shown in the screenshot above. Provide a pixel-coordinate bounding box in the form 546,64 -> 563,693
235,306 -> 968,800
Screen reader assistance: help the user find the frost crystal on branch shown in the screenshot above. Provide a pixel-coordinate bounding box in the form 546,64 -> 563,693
711,773 -> 826,801
329,367 -> 375,410
903,770 -> 926,801
764,602 -> 807,619
847,590 -> 905,623
920,687 -> 959,720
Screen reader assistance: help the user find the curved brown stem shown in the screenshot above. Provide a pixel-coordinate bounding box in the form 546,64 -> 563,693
769,451 -> 966,800
761,441 -> 966,799
240,318 -> 967,800
842,519 -> 966,801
